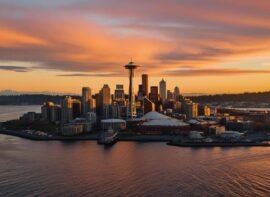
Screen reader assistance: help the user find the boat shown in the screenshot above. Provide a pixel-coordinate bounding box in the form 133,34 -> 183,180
97,128 -> 119,145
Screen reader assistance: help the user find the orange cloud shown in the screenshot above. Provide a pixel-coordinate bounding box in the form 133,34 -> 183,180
163,68 -> 270,77
0,1 -> 270,77
0,27 -> 47,47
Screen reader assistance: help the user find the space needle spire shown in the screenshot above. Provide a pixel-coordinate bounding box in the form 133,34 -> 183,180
124,61 -> 139,119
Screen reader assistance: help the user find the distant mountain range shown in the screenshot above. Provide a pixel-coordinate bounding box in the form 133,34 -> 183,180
1,90 -> 270,105
0,90 -> 78,96
0,89 -> 206,97
189,91 -> 270,103
182,93 -> 207,96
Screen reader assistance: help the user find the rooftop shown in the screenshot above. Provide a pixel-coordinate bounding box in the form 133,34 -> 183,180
141,112 -> 189,127
101,119 -> 126,123
141,112 -> 171,120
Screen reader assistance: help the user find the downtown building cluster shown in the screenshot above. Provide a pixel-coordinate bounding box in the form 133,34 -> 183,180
38,61 -> 212,136
31,61 -> 255,138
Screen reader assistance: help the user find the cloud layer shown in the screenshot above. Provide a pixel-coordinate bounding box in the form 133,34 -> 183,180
0,0 -> 270,77
0,65 -> 31,72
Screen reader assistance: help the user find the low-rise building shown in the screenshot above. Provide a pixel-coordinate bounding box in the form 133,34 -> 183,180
226,120 -> 254,132
198,105 -> 211,116
71,118 -> 94,133
188,118 -> 219,132
20,112 -> 41,122
101,119 -> 126,131
183,100 -> 198,119
208,125 -> 225,135
61,123 -> 84,136
42,102 -> 61,122
219,131 -> 244,140
248,112 -> 270,123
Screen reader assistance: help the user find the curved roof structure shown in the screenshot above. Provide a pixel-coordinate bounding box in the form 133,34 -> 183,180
141,112 -> 170,120
141,112 -> 189,127
101,119 -> 126,123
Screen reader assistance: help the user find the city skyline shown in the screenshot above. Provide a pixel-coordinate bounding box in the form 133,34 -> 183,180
1,0 -> 270,94
0,1 -> 270,196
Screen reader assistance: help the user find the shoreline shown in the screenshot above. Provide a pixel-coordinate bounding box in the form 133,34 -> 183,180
0,130 -> 172,142
167,141 -> 270,147
1,129 -> 270,147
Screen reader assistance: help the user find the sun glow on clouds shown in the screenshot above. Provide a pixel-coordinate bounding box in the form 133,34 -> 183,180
0,0 -> 270,93
0,27 -> 47,47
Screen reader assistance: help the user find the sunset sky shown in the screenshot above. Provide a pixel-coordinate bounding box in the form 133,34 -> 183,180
0,0 -> 270,94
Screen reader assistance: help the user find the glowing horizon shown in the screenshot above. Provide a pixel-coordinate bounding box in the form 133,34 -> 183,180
1,0 -> 270,94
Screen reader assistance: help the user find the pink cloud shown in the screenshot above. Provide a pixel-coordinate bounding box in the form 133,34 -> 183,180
0,1 -> 270,77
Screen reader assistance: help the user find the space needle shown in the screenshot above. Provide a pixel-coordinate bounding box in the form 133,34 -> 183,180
125,61 -> 139,119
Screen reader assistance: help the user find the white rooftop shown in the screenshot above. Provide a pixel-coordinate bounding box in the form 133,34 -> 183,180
141,112 -> 171,120
141,112 -> 189,127
101,119 -> 126,123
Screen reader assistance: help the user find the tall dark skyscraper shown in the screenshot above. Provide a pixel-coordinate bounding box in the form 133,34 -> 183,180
72,99 -> 82,119
174,86 -> 180,100
142,74 -> 149,96
149,86 -> 159,103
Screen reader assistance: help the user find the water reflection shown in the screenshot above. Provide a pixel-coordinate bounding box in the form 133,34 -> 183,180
0,134 -> 269,196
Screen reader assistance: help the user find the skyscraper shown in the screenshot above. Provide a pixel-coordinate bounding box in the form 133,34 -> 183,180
103,102 -> 121,119
125,61 -> 139,119
72,99 -> 82,119
137,84 -> 144,101
159,79 -> 166,102
174,86 -> 180,101
61,96 -> 73,123
167,90 -> 174,100
142,74 -> 148,96
183,99 -> 198,119
114,84 -> 125,100
82,87 -> 92,115
100,84 -> 111,105
149,86 -> 159,103
96,84 -> 111,117
143,97 -> 155,114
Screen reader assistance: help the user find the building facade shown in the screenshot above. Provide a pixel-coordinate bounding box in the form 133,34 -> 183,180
159,79 -> 166,102
143,97 -> 155,114
82,87 -> 92,116
96,84 -> 111,117
114,84 -> 125,100
142,74 -> 149,96
149,86 -> 159,103
61,96 -> 73,124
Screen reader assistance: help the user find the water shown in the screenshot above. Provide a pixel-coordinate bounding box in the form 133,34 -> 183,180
228,108 -> 270,112
0,105 -> 40,122
0,136 -> 269,196
0,106 -> 269,196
